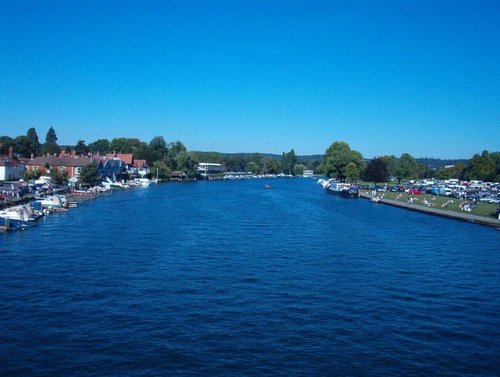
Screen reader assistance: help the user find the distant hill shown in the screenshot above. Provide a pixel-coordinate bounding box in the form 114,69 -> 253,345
191,153 -> 468,168
297,154 -> 324,162
416,158 -> 468,169
192,151 -> 324,162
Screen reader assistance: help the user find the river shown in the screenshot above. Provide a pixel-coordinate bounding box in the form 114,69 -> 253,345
1,178 -> 499,376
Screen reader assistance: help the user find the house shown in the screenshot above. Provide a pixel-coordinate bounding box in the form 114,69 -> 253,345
106,153 -> 133,169
97,157 -> 127,181
0,148 -> 25,181
130,159 -> 149,177
106,153 -> 149,177
22,155 -> 93,178
170,170 -> 187,180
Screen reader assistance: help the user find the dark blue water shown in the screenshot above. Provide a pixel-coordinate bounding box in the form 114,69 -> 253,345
1,179 -> 499,376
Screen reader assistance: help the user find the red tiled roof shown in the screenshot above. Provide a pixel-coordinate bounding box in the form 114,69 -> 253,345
21,156 -> 94,167
106,153 -> 133,165
134,159 -> 147,168
0,155 -> 23,166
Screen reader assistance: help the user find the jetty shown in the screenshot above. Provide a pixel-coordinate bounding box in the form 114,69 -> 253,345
360,192 -> 500,228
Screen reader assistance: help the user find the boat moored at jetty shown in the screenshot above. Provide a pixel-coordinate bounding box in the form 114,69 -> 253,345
325,181 -> 359,199
103,177 -> 130,189
133,178 -> 151,187
0,204 -> 39,230
36,195 -> 65,209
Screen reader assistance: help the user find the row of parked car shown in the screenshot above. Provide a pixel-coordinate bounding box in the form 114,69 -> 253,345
360,183 -> 500,204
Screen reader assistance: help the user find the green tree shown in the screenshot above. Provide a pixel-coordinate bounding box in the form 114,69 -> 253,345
133,142 -> 157,166
164,141 -> 187,170
167,140 -> 186,156
281,149 -> 298,175
394,153 -> 418,183
146,136 -> 167,166
417,163 -> 430,179
490,152 -> 500,182
0,136 -> 14,155
320,141 -> 365,181
224,154 -> 247,172
176,151 -> 199,178
247,161 -> 259,174
344,162 -> 360,182
381,155 -> 398,178
264,159 -> 281,174
74,140 -> 89,156
88,139 -> 110,154
193,151 -> 224,164
463,150 -> 496,181
248,153 -> 263,167
152,160 -> 171,180
109,137 -> 133,153
149,136 -> 167,157
26,128 -> 41,156
50,167 -> 68,184
45,126 -> 58,143
79,163 -> 100,185
363,157 -> 389,186
42,126 -> 61,156
294,163 -> 306,175
435,167 -> 454,180
14,135 -> 32,157
24,169 -> 42,181
128,138 -> 142,150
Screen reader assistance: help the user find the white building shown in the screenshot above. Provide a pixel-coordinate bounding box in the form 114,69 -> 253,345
0,150 -> 25,181
197,163 -> 224,178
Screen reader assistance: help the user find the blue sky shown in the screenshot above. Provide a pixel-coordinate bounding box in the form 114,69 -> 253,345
1,0 -> 499,158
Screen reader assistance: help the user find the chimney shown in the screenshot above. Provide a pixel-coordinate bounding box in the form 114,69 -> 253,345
8,146 -> 13,158
30,153 -> 34,160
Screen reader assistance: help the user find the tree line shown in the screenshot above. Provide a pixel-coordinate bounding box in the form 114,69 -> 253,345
1,128 -> 498,183
0,128 -> 311,180
321,141 -> 500,184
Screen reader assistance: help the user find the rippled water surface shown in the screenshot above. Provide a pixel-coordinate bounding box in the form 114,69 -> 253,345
1,179 -> 499,376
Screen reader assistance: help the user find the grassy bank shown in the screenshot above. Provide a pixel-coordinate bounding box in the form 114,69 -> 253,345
360,189 -> 499,219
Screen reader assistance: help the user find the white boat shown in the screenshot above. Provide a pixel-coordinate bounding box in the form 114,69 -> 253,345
326,181 -> 359,199
317,179 -> 333,189
36,195 -> 65,208
104,177 -> 130,189
134,178 -> 151,187
0,204 -> 37,222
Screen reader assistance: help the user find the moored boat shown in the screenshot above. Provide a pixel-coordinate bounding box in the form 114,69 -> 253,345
326,182 -> 359,198
133,178 -> 151,187
0,204 -> 39,229
36,195 -> 65,209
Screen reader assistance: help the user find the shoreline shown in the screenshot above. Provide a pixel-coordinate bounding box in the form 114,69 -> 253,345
359,192 -> 500,229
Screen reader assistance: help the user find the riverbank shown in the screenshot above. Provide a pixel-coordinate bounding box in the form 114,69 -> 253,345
359,192 -> 500,228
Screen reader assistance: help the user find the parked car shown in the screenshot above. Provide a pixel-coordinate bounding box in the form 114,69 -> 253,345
409,188 -> 423,195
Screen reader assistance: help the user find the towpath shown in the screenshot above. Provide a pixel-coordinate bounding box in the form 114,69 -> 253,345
359,192 -> 500,228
